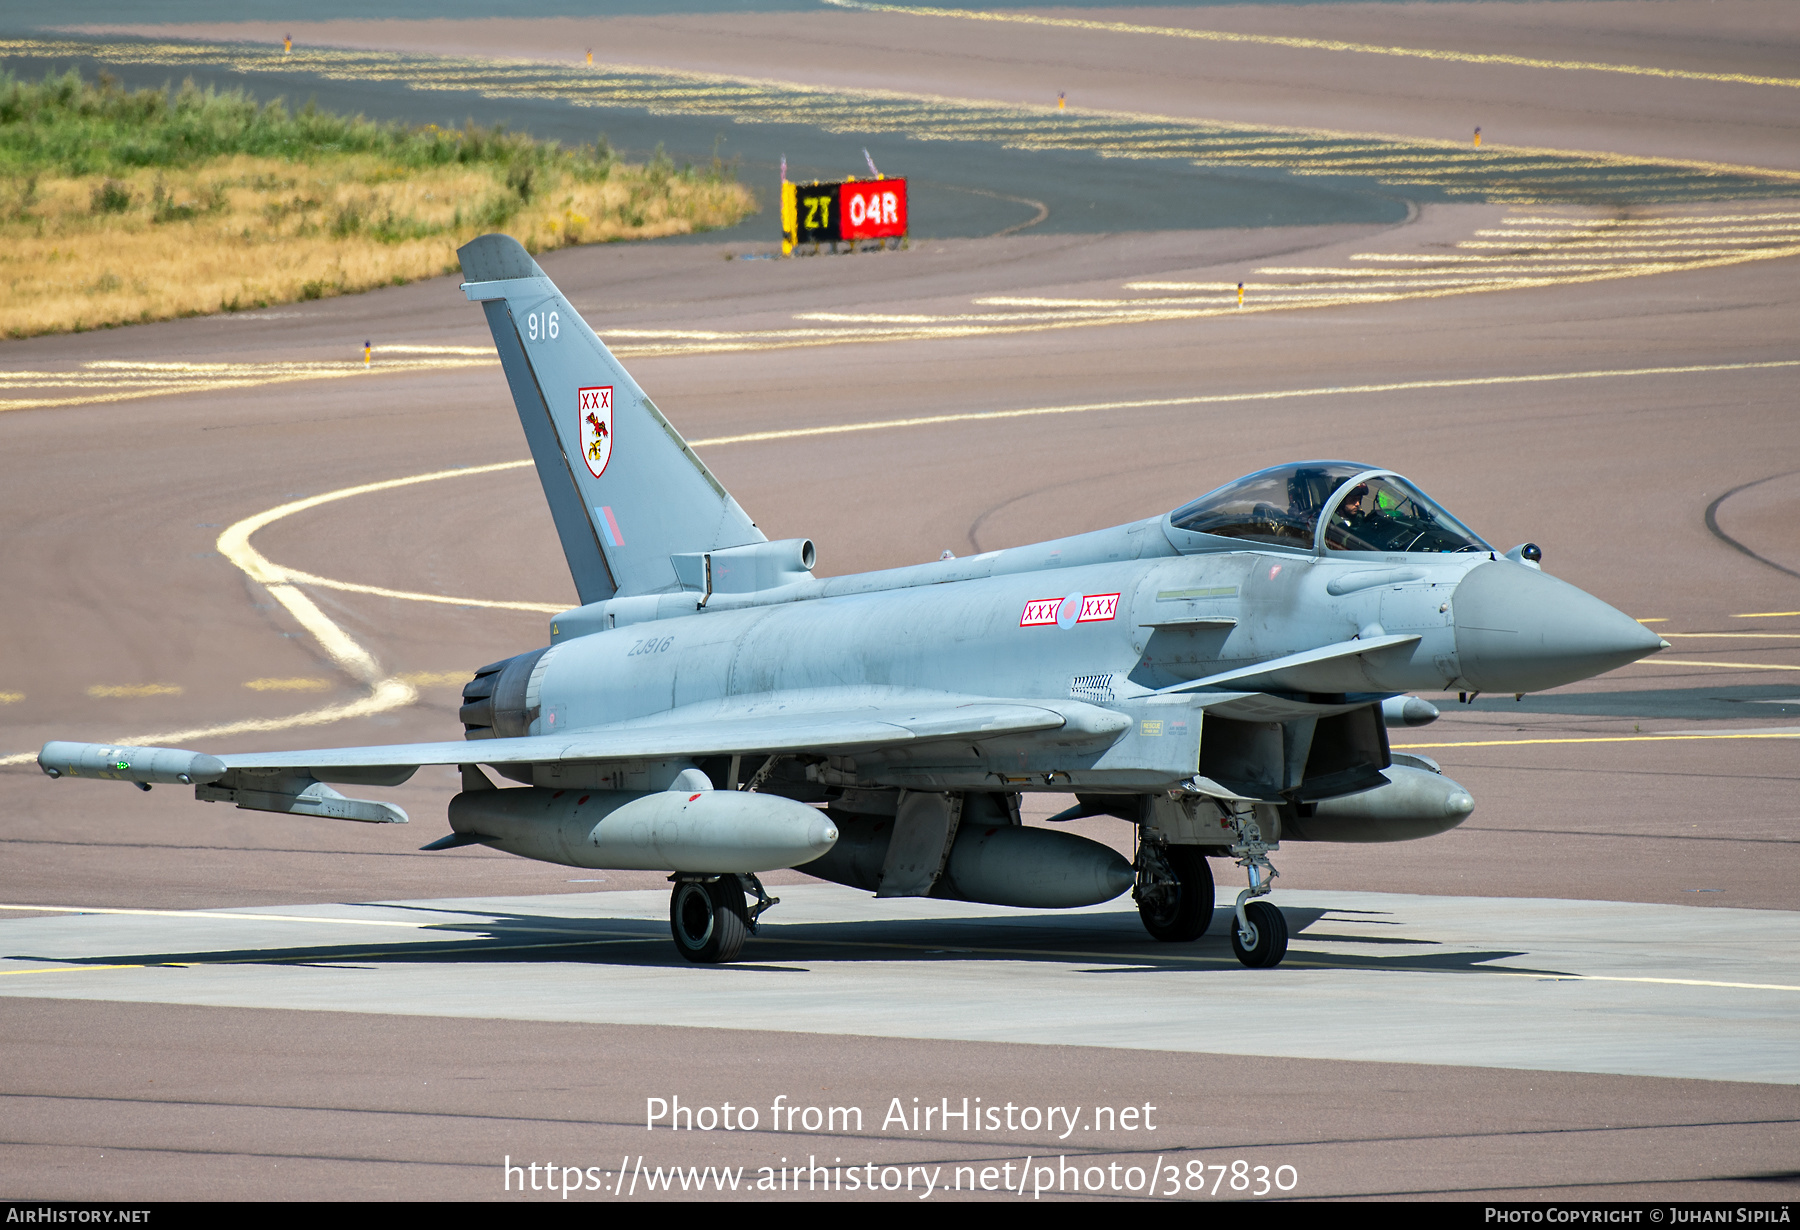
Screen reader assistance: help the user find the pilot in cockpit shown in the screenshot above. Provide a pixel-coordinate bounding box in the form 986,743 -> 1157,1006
1333,481 -> 1373,534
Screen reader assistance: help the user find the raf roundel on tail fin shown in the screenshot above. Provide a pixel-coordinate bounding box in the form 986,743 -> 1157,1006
457,234 -> 764,602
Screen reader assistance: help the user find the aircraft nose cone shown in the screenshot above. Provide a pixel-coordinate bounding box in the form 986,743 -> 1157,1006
1453,561 -> 1663,692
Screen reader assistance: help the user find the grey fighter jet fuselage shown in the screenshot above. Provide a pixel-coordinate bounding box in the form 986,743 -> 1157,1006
39,234 -> 1666,967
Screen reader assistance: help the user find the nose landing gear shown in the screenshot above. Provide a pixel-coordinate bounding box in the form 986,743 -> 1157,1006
1226,809 -> 1288,968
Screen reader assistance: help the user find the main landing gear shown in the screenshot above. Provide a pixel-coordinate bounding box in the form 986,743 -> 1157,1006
669,873 -> 779,964
1134,842 -> 1214,942
1134,806 -> 1289,968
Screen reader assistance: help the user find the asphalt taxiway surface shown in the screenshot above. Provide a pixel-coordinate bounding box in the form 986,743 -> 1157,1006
2,0 -> 1798,1202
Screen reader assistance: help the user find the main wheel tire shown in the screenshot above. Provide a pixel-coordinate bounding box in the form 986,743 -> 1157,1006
670,878 -> 750,963
1230,900 -> 1289,968
1136,844 -> 1215,942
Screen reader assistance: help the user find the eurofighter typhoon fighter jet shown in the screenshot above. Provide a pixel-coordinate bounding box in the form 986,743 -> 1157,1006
40,234 -> 1667,967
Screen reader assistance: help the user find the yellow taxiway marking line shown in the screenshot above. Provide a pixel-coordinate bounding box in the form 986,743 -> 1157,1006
0,939 -> 661,979
1661,632 -> 1800,639
683,359 -> 1800,448
1645,659 -> 1800,671
213,461 -> 538,617
0,682 -> 422,770
1394,732 -> 1800,749
820,0 -> 1800,90
1506,213 -> 1800,227
0,357 -> 498,414
0,964 -> 156,977
0,903 -> 436,927
1736,611 -> 1800,619
1350,246 -> 1800,262
1548,975 -> 1800,992
1250,262 -> 1769,277
398,671 -> 480,688
271,563 -> 564,613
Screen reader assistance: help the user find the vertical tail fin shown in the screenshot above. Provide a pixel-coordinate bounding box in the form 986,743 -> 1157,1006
458,234 -> 763,602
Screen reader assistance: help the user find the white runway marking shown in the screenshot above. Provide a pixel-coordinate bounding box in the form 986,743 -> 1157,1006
1,885 -> 1793,1084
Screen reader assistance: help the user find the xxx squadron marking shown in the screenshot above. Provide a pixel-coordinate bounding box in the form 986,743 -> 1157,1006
1021,592 -> 1120,628
579,386 -> 613,478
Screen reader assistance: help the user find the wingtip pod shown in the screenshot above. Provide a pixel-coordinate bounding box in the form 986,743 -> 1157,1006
39,740 -> 227,785
457,233 -> 546,283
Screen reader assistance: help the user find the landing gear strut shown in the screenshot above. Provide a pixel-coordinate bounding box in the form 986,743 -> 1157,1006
1225,808 -> 1287,968
1134,841 -> 1215,942
669,873 -> 780,964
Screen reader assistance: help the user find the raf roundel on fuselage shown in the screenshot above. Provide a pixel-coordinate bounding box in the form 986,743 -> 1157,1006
1168,461 -> 1494,556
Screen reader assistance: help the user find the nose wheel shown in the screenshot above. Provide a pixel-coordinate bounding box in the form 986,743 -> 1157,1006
1225,807 -> 1288,969
1230,899 -> 1288,968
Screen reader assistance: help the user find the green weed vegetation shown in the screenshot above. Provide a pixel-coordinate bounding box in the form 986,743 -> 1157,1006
0,70 -> 755,335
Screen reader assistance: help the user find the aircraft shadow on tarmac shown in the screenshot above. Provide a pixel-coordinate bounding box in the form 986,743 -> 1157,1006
11,905 -> 1559,979
1463,684 -> 1800,721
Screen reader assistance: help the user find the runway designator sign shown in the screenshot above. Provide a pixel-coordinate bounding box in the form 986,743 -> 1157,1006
782,178 -> 909,252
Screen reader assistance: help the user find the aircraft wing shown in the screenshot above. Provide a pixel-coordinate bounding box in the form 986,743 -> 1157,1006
38,691 -> 1126,788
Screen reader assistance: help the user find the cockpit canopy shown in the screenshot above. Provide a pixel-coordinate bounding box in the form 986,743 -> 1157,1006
1169,461 -> 1493,555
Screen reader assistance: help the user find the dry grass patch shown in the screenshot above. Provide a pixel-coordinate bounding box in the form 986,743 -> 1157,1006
0,71 -> 756,338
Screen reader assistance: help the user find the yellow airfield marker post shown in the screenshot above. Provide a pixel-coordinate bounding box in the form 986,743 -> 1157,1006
1474,127 -> 1482,146
1237,282 -> 1245,308
283,34 -> 291,54
363,341 -> 371,367
780,179 -> 796,257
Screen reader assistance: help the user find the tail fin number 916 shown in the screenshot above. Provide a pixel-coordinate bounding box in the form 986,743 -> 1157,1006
526,309 -> 560,342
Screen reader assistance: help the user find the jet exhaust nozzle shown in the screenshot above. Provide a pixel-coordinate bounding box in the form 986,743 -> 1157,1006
447,786 -> 838,872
